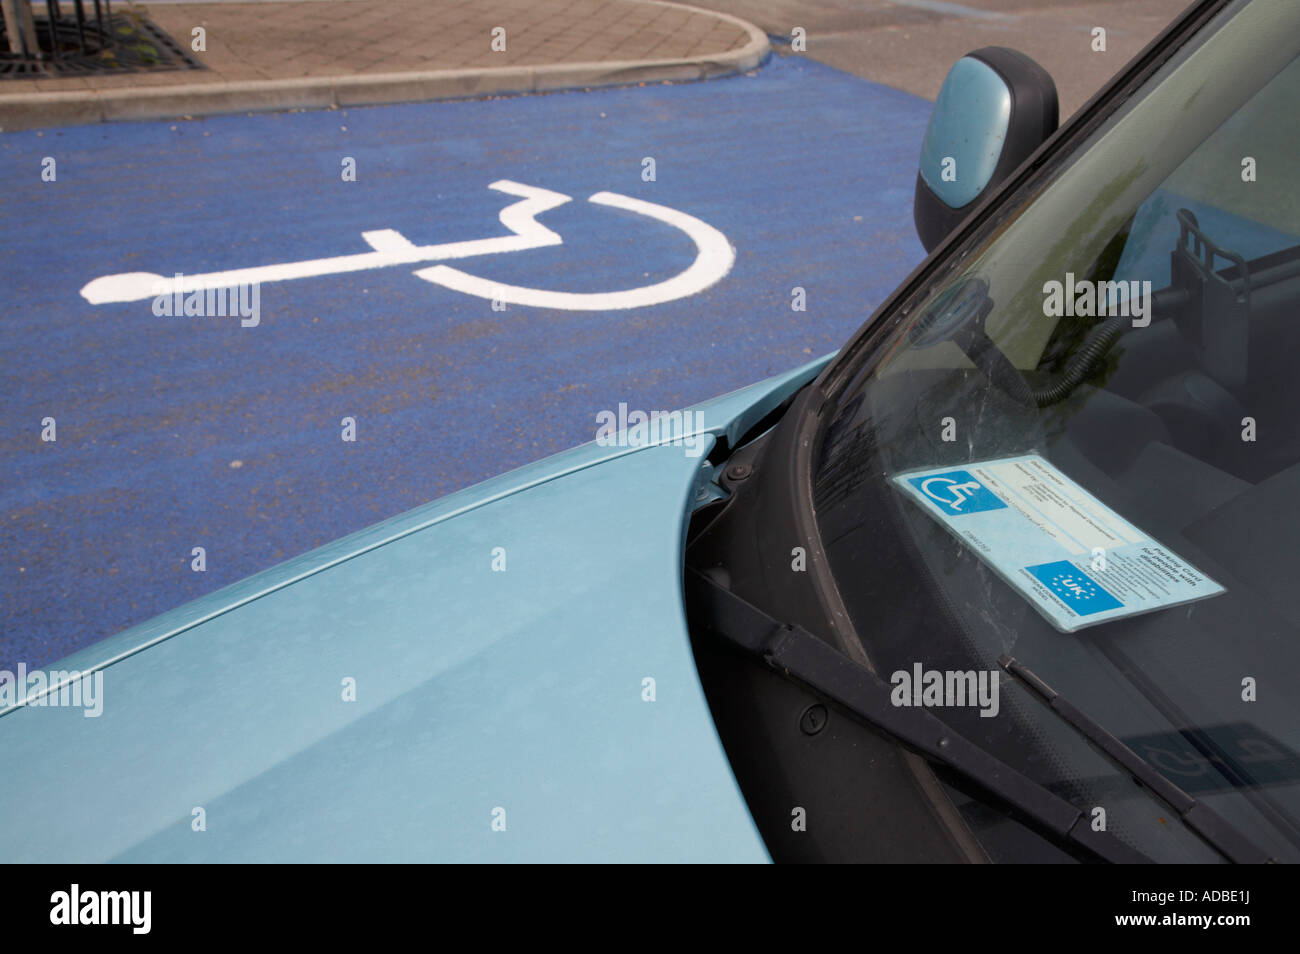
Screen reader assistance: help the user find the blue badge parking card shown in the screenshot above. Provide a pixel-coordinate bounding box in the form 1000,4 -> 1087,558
891,453 -> 1225,632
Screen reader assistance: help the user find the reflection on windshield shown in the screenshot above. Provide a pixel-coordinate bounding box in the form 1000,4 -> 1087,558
810,3 -> 1300,863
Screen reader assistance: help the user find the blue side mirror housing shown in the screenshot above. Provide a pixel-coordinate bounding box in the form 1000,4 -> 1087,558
914,47 -> 1059,253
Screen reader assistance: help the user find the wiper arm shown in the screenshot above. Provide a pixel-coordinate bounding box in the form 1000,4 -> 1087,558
685,567 -> 1151,864
999,655 -> 1273,864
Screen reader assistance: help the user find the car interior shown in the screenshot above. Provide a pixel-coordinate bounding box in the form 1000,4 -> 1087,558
807,54 -> 1300,862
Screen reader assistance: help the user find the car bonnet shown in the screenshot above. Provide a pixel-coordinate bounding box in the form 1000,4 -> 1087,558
0,356 -> 830,862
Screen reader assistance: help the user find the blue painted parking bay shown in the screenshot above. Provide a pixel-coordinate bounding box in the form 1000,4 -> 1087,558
0,55 -> 931,669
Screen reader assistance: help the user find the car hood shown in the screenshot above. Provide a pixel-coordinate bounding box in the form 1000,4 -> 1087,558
0,356 -> 829,862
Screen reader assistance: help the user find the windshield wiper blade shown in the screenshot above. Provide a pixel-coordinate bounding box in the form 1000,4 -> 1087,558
999,655 -> 1273,864
685,566 -> 1152,864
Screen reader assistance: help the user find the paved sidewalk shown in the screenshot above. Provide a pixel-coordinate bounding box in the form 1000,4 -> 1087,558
688,0 -> 1188,121
0,0 -> 766,129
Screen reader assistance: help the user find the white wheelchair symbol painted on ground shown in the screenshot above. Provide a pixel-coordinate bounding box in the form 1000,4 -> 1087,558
79,181 -> 735,311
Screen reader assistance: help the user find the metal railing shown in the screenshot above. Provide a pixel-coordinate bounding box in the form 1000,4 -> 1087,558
1,0 -> 114,71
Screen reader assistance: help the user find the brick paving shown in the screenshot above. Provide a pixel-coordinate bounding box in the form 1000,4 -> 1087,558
15,0 -> 756,92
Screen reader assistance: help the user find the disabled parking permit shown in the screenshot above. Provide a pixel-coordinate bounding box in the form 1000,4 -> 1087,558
892,453 -> 1225,632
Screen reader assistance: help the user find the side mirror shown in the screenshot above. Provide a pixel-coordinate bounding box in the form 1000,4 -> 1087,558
914,47 -> 1059,253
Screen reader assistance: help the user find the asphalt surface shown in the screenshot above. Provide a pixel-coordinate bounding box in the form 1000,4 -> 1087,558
689,0 -> 1191,118
2,56 -> 931,670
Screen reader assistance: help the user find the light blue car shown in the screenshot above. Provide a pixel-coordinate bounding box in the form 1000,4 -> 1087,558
4,0 -> 1299,863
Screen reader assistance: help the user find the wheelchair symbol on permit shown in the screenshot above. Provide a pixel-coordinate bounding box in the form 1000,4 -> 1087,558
79,180 -> 735,311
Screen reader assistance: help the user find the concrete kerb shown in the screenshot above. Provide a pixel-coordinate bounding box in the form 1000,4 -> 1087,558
0,1 -> 769,130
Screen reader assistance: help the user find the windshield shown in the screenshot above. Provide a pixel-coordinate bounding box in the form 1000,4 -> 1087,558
809,0 -> 1300,863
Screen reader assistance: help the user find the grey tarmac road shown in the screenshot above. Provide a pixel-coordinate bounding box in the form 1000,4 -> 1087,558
687,0 -> 1194,119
